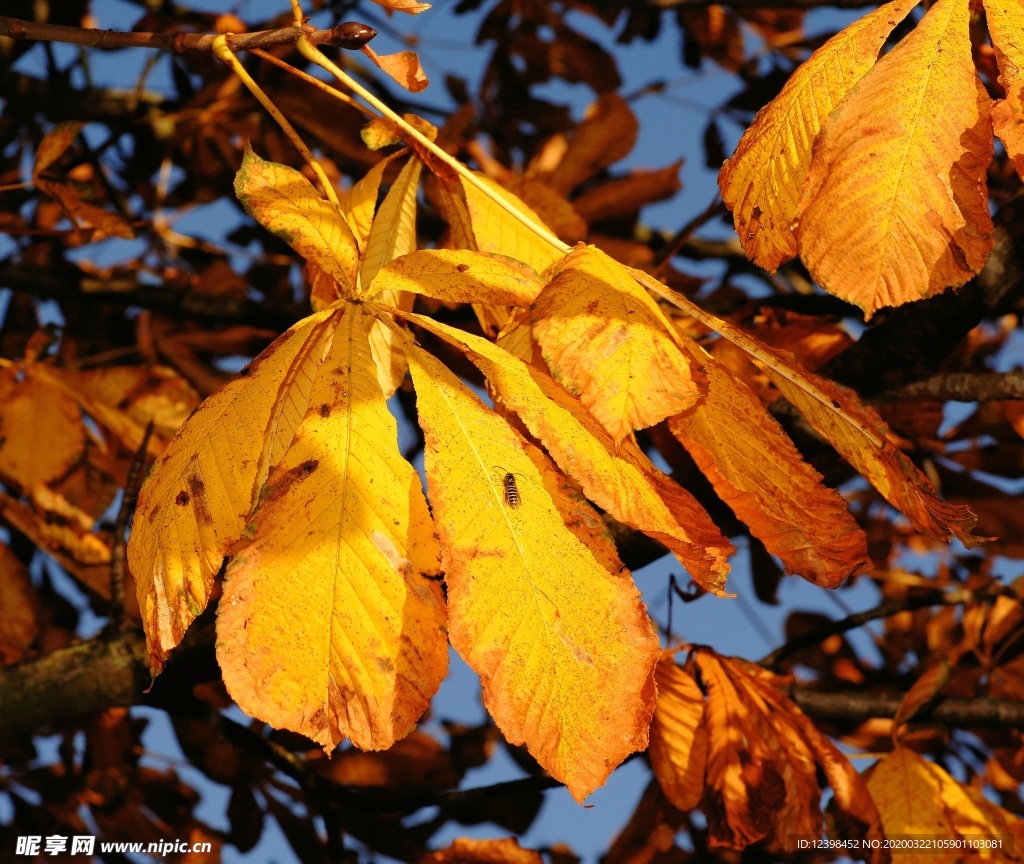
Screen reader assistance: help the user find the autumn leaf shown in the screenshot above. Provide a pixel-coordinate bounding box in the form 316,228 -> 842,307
234,146 -> 359,295
370,0 -> 431,15
0,542 -> 38,665
339,155 -> 397,254
984,0 -> 1024,179
532,246 -> 706,446
647,657 -> 707,812
404,338 -> 660,802
758,355 -> 982,547
867,748 -> 1024,863
128,307 -> 339,669
369,250 -> 543,306
571,161 -> 682,224
795,0 -> 994,317
448,172 -> 563,276
718,0 -> 920,272
419,838 -> 542,864
0,364 -> 85,490
218,304 -> 446,752
892,660 -> 950,736
359,156 -> 422,289
687,650 -> 881,851
363,46 -> 429,93
394,308 -> 732,594
544,93 -> 639,194
668,353 -> 871,588
32,121 -> 86,178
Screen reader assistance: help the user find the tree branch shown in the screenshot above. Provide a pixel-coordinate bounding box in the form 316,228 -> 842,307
649,0 -> 881,8
887,369 -> 1024,402
0,17 -> 377,55
789,687 -> 1024,728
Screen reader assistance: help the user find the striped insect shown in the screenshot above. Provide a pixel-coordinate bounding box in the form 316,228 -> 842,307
493,466 -> 527,509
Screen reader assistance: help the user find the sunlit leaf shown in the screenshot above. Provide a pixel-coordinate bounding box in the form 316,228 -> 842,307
219,304 -> 446,751
984,0 -> 1024,179
405,339 -> 660,802
795,0 -> 994,317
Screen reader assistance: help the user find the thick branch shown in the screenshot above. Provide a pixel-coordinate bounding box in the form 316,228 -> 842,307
0,631 -> 150,736
0,17 -> 376,55
790,687 -> 1024,728
888,369 -> 1024,402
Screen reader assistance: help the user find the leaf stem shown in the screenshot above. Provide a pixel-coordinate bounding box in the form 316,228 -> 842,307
295,36 -> 571,255
211,34 -> 339,207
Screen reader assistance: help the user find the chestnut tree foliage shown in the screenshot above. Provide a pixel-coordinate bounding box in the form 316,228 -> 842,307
1,0 -> 1024,861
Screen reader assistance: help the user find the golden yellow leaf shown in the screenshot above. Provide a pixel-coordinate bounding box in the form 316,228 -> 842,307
404,340 -> 660,802
760,356 -> 981,547
668,354 -> 870,588
395,309 -> 732,594
128,306 -> 339,669
648,658 -> 707,812
0,542 -> 37,666
369,249 -> 543,306
0,365 -> 85,489
360,156 -> 422,289
532,246 -> 706,446
234,145 -> 359,295
697,651 -> 881,850
795,0 -> 994,317
546,93 -> 638,195
338,157 -> 390,255
456,173 -> 563,275
718,0 -> 920,272
218,304 -> 445,752
984,0 -> 1024,178
867,748 -> 1024,864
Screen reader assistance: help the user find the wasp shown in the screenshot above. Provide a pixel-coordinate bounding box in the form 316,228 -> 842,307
494,466 -> 527,509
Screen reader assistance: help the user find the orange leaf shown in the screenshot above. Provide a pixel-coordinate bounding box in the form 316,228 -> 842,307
546,93 -> 638,194
892,660 -> 951,734
532,246 -> 706,446
759,356 -> 982,547
571,161 -> 682,224
668,354 -> 870,588
371,0 -> 431,14
404,339 -> 660,802
363,46 -> 429,92
32,121 -> 86,178
696,650 -> 881,851
867,748 -> 1024,863
648,658 -> 707,812
218,304 -> 446,751
0,542 -> 38,666
795,0 -> 994,317
419,838 -> 542,864
0,365 -> 85,490
718,0 -> 919,272
984,0 -> 1024,179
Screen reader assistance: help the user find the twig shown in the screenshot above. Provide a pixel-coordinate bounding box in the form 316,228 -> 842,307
0,17 -> 377,55
108,421 -> 155,633
887,369 -> 1024,402
760,587 -> 1004,670
651,0 -> 886,7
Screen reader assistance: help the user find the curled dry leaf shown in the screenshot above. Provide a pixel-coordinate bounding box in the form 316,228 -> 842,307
363,46 -> 429,93
0,542 -> 38,665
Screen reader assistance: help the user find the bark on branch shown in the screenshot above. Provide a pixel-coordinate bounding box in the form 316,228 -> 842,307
789,687 -> 1024,728
0,16 -> 376,55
